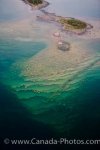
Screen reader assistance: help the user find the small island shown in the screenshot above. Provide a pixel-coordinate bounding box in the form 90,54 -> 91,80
28,0 -> 43,5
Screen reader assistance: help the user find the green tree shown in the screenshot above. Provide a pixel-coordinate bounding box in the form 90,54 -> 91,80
29,0 -> 43,5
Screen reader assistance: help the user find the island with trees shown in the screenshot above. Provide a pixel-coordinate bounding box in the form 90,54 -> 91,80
28,0 -> 43,5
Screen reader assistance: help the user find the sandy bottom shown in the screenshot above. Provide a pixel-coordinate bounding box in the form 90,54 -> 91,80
0,16 -> 100,133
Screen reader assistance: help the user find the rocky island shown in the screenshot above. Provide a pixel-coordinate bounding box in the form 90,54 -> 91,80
28,0 -> 43,5
58,17 -> 87,34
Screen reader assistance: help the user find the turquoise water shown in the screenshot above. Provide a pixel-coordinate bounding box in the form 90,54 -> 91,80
0,0 -> 100,140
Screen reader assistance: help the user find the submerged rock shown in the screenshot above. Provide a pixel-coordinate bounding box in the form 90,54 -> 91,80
57,41 -> 70,51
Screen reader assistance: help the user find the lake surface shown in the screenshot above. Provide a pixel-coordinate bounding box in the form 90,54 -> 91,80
46,0 -> 100,19
0,0 -> 100,142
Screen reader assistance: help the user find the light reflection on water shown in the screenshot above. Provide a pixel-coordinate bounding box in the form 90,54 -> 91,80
46,0 -> 100,19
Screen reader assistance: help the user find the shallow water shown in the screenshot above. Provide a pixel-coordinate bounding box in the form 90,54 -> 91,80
0,0 -> 100,139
